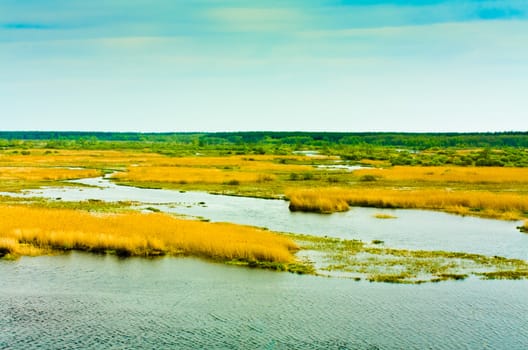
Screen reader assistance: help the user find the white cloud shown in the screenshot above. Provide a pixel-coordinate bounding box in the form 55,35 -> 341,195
207,7 -> 306,32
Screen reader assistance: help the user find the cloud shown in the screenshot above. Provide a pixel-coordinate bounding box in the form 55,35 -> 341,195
207,7 -> 306,32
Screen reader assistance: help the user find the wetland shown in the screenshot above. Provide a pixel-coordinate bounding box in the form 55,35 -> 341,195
2,132 -> 528,348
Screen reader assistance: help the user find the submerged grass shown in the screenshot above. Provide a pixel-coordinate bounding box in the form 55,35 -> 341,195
291,234 -> 528,283
0,205 -> 301,270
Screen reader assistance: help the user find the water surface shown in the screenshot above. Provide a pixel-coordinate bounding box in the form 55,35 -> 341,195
1,253 -> 527,349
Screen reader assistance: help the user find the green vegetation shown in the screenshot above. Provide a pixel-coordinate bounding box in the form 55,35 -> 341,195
2,131 -> 528,166
291,234 -> 528,283
0,195 -> 136,213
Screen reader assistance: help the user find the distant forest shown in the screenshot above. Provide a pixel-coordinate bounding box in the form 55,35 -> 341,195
1,131 -> 528,149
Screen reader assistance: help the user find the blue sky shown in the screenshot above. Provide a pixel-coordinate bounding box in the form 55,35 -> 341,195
1,0 -> 527,132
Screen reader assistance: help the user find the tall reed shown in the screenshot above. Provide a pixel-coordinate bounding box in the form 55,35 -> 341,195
0,205 -> 297,262
112,166 -> 276,184
286,187 -> 528,219
354,166 -> 528,184
0,167 -> 101,181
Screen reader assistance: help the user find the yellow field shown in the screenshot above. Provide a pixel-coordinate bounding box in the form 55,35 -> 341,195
0,150 -> 315,182
286,187 -> 528,219
150,154 -> 314,168
0,150 -> 317,169
0,205 -> 297,262
0,167 -> 101,181
112,166 -> 277,184
0,149 -> 160,168
354,166 -> 528,184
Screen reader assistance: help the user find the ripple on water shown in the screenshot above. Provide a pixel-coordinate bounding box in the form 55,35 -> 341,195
1,254 -> 528,349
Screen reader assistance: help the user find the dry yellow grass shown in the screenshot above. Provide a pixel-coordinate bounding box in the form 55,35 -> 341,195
373,213 -> 397,219
150,155 -> 315,172
354,166 -> 528,184
0,151 -> 314,178
358,159 -> 391,167
0,205 -> 298,262
0,167 -> 101,181
112,166 -> 277,184
0,149 -> 158,168
286,187 -> 528,219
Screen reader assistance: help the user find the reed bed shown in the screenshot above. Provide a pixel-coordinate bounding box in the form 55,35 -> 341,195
286,187 -> 528,219
0,150 -> 163,168
150,155 -> 315,172
0,205 -> 297,263
151,154 -> 308,165
0,167 -> 101,181
112,166 -> 276,184
373,213 -> 397,219
354,166 -> 528,184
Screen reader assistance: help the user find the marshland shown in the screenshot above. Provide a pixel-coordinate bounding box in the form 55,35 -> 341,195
2,132 -> 528,348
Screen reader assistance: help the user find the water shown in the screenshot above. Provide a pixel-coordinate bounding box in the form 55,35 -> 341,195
1,253 -> 527,349
6,176 -> 528,260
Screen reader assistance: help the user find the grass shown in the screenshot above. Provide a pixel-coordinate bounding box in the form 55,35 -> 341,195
0,149 -> 162,169
1,201 -> 527,282
0,205 -> 301,269
354,166 -> 528,184
0,166 -> 103,192
520,221 -> 528,233
2,147 -> 528,281
6,149 -> 527,223
373,213 -> 397,219
0,166 -> 101,181
291,234 -> 528,283
112,166 -> 277,185
0,195 -> 137,213
286,187 -> 528,220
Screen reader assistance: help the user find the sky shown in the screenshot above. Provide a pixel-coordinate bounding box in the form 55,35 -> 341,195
1,0 -> 527,132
